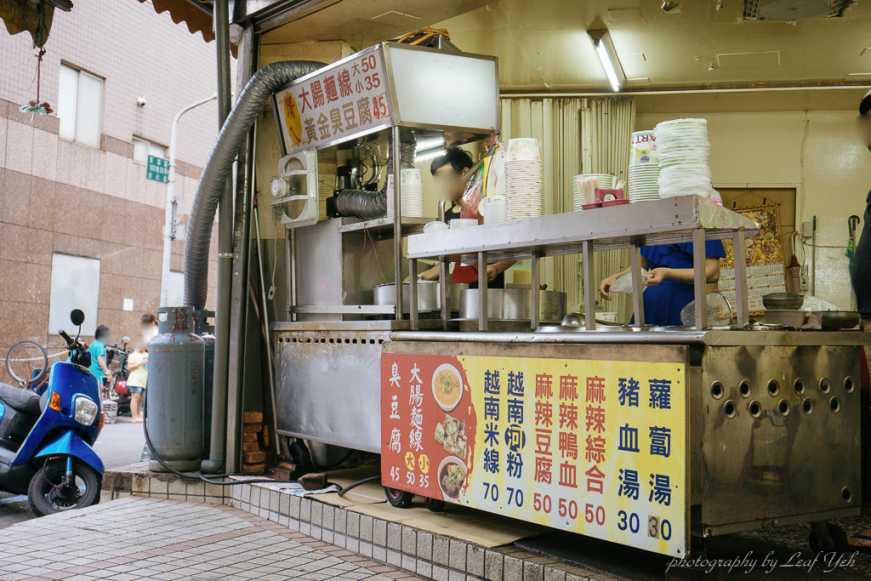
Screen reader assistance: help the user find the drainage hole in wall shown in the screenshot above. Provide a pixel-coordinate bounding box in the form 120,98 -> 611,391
778,399 -> 789,416
830,397 -> 841,413
793,379 -> 804,396
724,400 -> 736,418
739,381 -> 751,398
843,487 -> 853,503
711,382 -> 724,400
749,401 -> 761,418
845,377 -> 855,393
767,380 -> 779,397
820,377 -> 831,394
802,399 -> 813,414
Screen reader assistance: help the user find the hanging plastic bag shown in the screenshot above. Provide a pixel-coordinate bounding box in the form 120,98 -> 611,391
610,269 -> 648,293
460,141 -> 503,222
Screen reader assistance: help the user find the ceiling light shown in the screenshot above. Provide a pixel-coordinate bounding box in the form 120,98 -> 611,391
588,30 -> 626,92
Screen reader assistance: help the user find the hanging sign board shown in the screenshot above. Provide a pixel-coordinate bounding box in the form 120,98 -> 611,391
381,350 -> 688,557
273,46 -> 391,155
272,43 -> 500,156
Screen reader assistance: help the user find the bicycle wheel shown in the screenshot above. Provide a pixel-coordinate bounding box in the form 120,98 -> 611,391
5,340 -> 48,387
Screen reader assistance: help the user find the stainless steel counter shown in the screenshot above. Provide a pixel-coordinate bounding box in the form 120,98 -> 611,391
390,328 -> 871,346
403,196 -> 760,332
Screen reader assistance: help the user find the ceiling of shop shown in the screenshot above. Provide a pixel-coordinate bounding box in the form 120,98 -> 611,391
436,0 -> 871,93
259,0 -> 493,48
258,0 -> 871,110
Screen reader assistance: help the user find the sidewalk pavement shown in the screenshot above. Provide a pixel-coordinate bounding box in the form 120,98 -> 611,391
0,497 -> 422,581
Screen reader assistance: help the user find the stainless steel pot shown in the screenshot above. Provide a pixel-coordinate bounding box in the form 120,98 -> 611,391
459,289 -> 504,319
460,289 -> 567,322
448,283 -> 469,312
374,282 -> 439,312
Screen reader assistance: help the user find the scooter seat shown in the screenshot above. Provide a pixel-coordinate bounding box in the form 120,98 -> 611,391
0,383 -> 42,417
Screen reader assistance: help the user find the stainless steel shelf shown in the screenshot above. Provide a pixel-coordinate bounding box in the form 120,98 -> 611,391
338,216 -> 436,235
290,305 -> 396,315
406,196 -> 758,261
404,196 -> 760,333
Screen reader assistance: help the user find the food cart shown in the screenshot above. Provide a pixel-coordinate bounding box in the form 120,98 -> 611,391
269,41 -> 867,558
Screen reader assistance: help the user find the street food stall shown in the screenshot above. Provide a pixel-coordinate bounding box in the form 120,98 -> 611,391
265,39 -> 869,559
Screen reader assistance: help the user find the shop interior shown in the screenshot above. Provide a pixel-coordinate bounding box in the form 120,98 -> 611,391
251,0 -> 871,326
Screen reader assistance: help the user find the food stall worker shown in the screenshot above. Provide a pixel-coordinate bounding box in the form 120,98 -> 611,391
851,89 -> 871,333
599,241 -> 725,326
412,148 -> 515,288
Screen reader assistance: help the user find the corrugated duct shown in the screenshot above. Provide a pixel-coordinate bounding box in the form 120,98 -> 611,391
183,60 -> 325,310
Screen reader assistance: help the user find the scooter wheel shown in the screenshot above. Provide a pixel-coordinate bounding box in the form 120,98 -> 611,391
28,458 -> 102,517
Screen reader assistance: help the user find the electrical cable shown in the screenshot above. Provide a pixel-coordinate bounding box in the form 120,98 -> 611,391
337,475 -> 380,498
140,388 -> 333,487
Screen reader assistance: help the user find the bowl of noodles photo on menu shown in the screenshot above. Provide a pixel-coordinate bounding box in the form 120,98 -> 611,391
432,363 -> 464,412
438,456 -> 468,501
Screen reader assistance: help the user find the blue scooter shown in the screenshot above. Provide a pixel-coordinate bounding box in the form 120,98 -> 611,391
0,309 -> 104,516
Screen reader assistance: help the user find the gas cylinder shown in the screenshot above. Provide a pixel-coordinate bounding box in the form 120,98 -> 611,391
148,306 -> 205,472
193,310 -> 215,455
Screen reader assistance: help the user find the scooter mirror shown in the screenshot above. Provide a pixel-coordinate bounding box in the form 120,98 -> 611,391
70,309 -> 85,326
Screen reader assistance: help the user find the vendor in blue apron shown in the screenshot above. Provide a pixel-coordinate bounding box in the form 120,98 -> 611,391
599,241 -> 725,327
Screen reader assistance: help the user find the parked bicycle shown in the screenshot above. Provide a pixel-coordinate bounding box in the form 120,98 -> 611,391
106,337 -> 131,416
5,340 -> 51,395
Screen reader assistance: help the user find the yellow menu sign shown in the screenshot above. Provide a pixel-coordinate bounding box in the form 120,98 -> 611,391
381,353 -> 687,557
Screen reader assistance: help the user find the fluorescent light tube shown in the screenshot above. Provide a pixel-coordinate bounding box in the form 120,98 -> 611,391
594,39 -> 621,92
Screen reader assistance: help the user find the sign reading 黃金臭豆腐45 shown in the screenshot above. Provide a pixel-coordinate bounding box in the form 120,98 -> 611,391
381,353 -> 688,557
274,48 -> 390,155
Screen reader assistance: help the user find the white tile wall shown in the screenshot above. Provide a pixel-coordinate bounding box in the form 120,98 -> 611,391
0,0 -> 230,170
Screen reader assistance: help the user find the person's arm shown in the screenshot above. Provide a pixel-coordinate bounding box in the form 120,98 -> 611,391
403,265 -> 440,283
645,257 -> 721,286
97,355 -> 111,376
486,260 -> 517,281
128,358 -> 146,371
599,256 -> 651,300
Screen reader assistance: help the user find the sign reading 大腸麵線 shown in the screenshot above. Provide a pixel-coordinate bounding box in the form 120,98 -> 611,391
274,48 -> 390,155
381,353 -> 688,557
146,155 -> 170,183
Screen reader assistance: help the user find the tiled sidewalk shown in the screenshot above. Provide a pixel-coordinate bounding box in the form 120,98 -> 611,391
0,497 -> 421,581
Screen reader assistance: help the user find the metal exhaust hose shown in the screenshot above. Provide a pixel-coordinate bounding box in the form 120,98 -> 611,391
333,131 -> 417,219
183,60 -> 325,310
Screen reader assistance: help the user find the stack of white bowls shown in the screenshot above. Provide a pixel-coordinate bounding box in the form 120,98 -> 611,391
504,138 -> 543,220
386,169 -> 424,218
572,174 -> 613,211
653,119 -> 712,198
628,130 -> 661,203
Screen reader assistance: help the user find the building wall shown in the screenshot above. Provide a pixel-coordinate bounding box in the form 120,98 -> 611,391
637,109 -> 871,309
0,0 -> 228,378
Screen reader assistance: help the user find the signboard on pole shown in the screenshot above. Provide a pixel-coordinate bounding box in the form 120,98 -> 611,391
381,352 -> 687,557
147,155 -> 170,183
